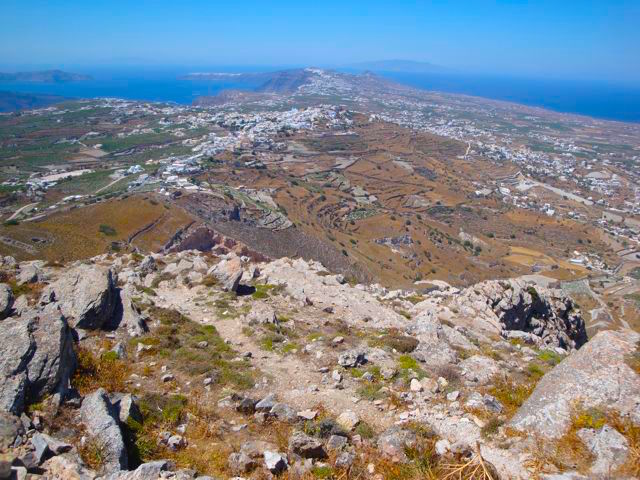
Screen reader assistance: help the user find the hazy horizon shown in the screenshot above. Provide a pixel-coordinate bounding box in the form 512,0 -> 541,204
2,0 -> 639,85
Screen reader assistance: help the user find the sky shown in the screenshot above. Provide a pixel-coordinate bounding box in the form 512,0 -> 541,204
1,0 -> 639,83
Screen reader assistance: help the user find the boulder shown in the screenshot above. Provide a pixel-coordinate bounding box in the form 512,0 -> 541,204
288,431 -> 326,459
0,284 -> 14,320
510,330 -> 640,438
0,306 -> 76,415
43,264 -> 117,330
80,388 -> 128,473
208,256 -> 243,292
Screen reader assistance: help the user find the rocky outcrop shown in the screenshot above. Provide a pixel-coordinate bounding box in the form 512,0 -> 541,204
510,329 -> 640,438
80,388 -> 128,473
0,306 -> 75,415
260,257 -> 406,328
451,279 -> 587,350
42,264 -> 117,330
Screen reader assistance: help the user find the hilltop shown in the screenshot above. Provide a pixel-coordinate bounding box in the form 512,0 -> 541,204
0,244 -> 637,479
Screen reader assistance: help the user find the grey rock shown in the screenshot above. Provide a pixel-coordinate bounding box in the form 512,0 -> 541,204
335,451 -> 355,469
326,434 -> 348,451
255,394 -> 276,412
208,256 -> 243,292
104,460 -> 173,480
246,304 -> 279,325
138,256 -> 157,276
80,388 -> 128,472
270,403 -> 297,422
112,393 -> 142,425
288,431 -> 326,459
167,434 -> 187,451
17,263 -> 43,285
111,341 -> 127,359
337,350 -> 366,368
228,452 -> 257,474
31,432 -> 71,464
510,330 -> 640,438
240,440 -> 277,459
0,307 -> 75,415
263,451 -> 288,474
577,425 -> 629,476
459,355 -> 500,385
0,412 -> 24,450
43,264 -> 117,330
452,279 -> 587,350
464,392 -> 502,413
112,288 -> 147,337
377,426 -> 417,463
0,284 -> 14,320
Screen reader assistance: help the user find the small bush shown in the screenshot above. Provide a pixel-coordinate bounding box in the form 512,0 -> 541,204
78,436 -> 107,471
99,224 -> 117,236
380,334 -> 419,353
488,377 -> 536,417
72,346 -> 130,394
537,350 -> 563,366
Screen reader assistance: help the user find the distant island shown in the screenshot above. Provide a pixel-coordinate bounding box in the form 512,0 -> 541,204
0,91 -> 66,112
345,59 -> 449,74
0,69 -> 92,83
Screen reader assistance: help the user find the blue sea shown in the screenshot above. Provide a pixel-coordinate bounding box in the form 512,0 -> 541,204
2,66 -> 639,123
376,71 -> 640,123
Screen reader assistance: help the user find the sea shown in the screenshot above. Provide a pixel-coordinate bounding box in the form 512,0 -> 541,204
2,66 -> 639,123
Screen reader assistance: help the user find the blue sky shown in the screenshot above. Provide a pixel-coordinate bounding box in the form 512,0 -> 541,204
1,0 -> 639,82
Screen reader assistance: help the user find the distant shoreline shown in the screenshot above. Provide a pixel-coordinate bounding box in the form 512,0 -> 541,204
1,68 -> 638,123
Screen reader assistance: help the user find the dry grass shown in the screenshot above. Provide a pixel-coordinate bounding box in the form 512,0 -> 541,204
487,376 -> 537,418
72,346 -> 131,395
78,436 -> 108,471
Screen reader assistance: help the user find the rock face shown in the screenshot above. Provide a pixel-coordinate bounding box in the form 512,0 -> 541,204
0,283 -> 13,319
80,388 -> 128,473
0,306 -> 75,415
451,279 -> 587,350
43,264 -> 117,330
510,329 -> 640,438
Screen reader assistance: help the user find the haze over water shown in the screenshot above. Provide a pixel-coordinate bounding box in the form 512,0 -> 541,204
2,67 -> 639,123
